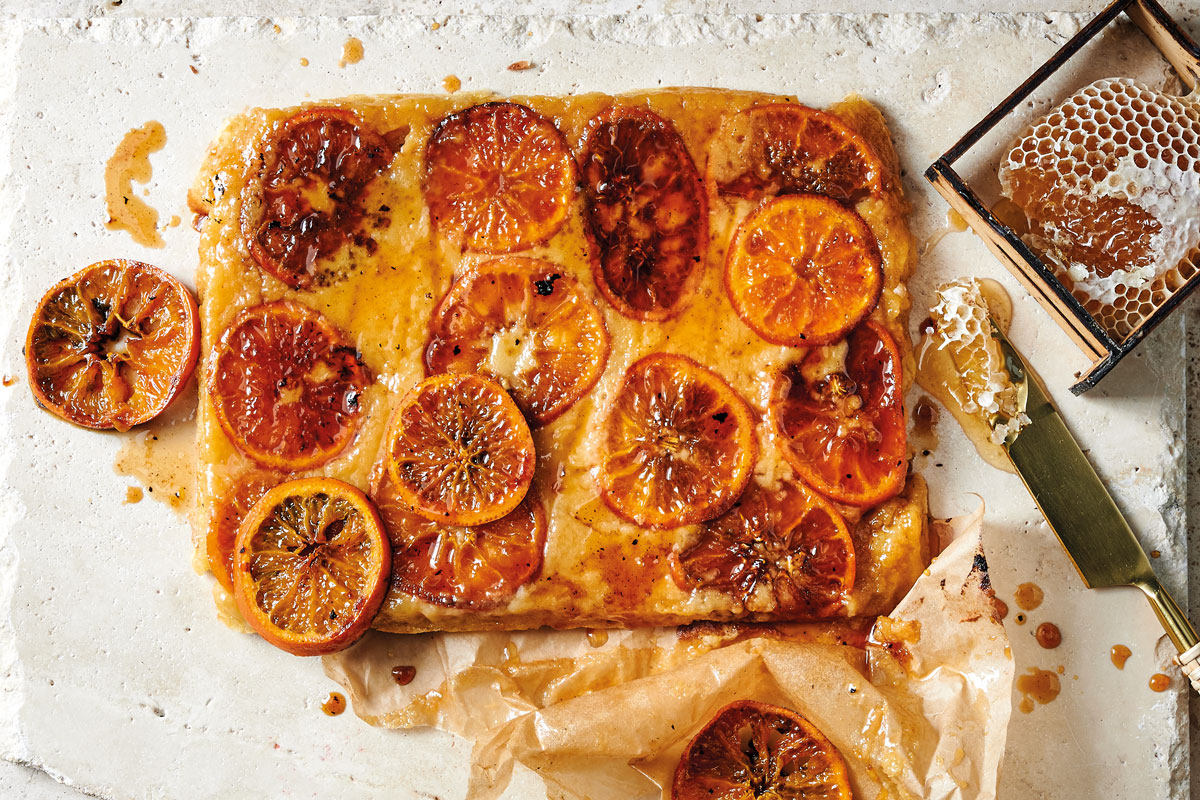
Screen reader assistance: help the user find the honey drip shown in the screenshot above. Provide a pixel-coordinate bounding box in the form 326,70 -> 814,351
391,665 -> 416,686
915,278 -> 1016,472
587,629 -> 609,647
1016,667 -> 1061,713
105,121 -> 166,248
443,75 -> 462,93
1149,673 -> 1171,692
920,208 -> 969,256
1013,581 -> 1043,611
1110,645 -> 1131,669
1034,622 -> 1061,649
911,395 -> 939,455
339,37 -> 364,68
321,692 -> 347,715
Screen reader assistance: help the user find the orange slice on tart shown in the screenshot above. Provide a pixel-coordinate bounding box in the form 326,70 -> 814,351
424,257 -> 610,424
579,105 -> 708,320
25,259 -> 199,431
244,108 -> 395,289
770,320 -> 907,507
208,300 -> 371,470
233,477 -> 390,656
673,700 -> 852,800
371,464 -> 546,609
597,354 -> 756,528
707,102 -> 885,204
386,373 -> 536,526
671,479 -> 854,618
725,194 -> 882,347
425,102 -> 575,253
206,468 -> 287,592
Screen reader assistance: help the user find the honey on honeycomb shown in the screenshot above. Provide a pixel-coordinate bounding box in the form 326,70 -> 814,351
928,279 -> 1026,444
998,78 -> 1200,339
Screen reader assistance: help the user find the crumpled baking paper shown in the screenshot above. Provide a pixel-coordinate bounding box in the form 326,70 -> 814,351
323,505 -> 1011,800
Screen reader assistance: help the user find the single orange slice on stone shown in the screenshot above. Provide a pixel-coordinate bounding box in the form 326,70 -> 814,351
425,102 -> 574,253
671,480 -> 855,617
579,105 -> 708,320
206,468 -> 287,592
386,373 -> 536,526
725,194 -> 882,346
371,464 -> 546,609
771,320 -> 907,507
233,477 -> 391,656
208,300 -> 371,470
673,700 -> 852,800
243,108 -> 394,289
25,259 -> 199,431
424,257 -> 610,424
708,103 -> 885,204
598,354 -> 756,528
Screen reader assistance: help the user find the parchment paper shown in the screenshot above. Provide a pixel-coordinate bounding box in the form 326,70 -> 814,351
324,506 -> 1011,800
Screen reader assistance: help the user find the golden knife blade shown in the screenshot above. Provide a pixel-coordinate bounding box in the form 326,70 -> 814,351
987,321 -> 1200,679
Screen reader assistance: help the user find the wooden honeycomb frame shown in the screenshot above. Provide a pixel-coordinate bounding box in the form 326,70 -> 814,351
925,0 -> 1200,393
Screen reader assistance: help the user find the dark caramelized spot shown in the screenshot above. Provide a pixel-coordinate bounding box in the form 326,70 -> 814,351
249,109 -> 394,288
580,105 -> 706,320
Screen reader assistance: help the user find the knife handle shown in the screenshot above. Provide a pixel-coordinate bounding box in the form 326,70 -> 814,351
1178,644 -> 1200,694
1136,577 -> 1200,693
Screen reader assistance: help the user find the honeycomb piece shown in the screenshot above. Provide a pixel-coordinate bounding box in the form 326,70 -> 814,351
930,279 -> 1027,443
998,78 -> 1200,338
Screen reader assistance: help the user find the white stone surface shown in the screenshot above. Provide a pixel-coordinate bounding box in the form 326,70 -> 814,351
0,4 -> 1193,799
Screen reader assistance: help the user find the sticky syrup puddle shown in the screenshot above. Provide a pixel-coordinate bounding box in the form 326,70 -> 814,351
105,120 -> 167,248
113,378 -> 197,518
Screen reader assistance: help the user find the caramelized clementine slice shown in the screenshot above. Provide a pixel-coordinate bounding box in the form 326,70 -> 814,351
244,108 -> 394,289
425,102 -> 574,253
233,477 -> 390,656
672,480 -> 854,617
206,468 -> 286,592
387,373 -> 536,526
424,257 -> 610,424
708,103 -> 885,204
598,354 -> 756,528
209,300 -> 371,470
579,105 -> 707,320
725,194 -> 882,346
371,464 -> 545,609
771,321 -> 907,507
25,260 -> 199,431
673,700 -> 852,800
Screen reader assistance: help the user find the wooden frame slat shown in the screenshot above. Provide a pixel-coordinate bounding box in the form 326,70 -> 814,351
922,0 -> 1200,393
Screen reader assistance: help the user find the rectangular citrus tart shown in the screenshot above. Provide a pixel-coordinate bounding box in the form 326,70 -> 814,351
189,88 -> 930,635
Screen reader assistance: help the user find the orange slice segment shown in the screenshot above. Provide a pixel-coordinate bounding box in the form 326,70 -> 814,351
579,105 -> 707,320
598,354 -> 756,528
371,465 -> 546,609
725,194 -> 882,346
425,102 -> 574,253
244,108 -> 394,289
233,477 -> 390,656
25,259 -> 199,431
671,480 -> 854,617
771,320 -> 907,507
387,373 -> 536,526
206,468 -> 286,592
708,103 -> 885,204
208,300 -> 371,470
673,700 -> 852,800
424,257 -> 610,424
